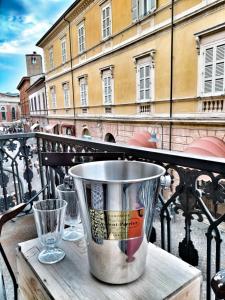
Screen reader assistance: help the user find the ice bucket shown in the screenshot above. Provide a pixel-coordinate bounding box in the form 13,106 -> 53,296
69,160 -> 165,284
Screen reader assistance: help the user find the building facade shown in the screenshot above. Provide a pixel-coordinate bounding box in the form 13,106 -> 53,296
17,77 -> 30,123
17,52 -> 45,131
27,76 -> 48,131
36,0 -> 225,150
0,92 -> 20,123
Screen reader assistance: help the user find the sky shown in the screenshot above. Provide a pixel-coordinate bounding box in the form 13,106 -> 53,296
0,0 -> 75,93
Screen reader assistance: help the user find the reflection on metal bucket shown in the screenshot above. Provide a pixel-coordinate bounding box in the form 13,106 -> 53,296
69,160 -> 165,284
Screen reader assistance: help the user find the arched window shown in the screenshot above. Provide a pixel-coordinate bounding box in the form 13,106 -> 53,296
82,128 -> 91,139
1,107 -> 6,121
104,133 -> 116,143
12,107 -> 16,120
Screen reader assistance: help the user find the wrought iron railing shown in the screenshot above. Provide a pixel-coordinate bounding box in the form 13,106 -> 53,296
1,132 -> 225,299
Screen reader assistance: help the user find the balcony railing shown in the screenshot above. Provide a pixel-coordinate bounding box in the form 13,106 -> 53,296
1,132 -> 225,299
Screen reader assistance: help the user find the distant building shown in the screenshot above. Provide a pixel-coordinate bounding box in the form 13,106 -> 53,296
26,75 -> 48,131
17,76 -> 30,123
17,51 -> 45,131
36,0 -> 225,149
0,92 -> 20,123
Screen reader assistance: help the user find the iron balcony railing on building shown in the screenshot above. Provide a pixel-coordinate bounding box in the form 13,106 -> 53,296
0,132 -> 225,300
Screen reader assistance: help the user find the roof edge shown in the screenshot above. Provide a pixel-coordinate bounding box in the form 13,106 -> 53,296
17,76 -> 30,90
36,0 -> 82,47
26,76 -> 45,93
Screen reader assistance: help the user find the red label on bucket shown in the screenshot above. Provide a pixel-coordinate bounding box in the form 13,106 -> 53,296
89,209 -> 144,240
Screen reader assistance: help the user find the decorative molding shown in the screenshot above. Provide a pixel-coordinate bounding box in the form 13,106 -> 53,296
133,49 -> 156,69
75,17 -> 86,26
99,65 -> 114,78
195,36 -> 200,55
194,21 -> 225,38
77,74 -> 88,82
98,0 -> 110,6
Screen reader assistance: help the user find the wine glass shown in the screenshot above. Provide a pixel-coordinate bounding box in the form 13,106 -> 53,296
33,199 -> 67,264
56,184 -> 84,241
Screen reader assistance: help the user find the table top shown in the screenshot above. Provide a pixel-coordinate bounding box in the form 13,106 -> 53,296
18,238 -> 201,300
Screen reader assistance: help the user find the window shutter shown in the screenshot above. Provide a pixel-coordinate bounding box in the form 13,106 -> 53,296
215,44 -> 225,93
132,0 -> 138,22
139,0 -> 144,17
204,47 -> 213,94
150,0 -> 157,11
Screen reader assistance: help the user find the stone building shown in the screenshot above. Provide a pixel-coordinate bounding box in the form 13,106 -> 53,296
36,0 -> 225,149
17,52 -> 45,131
0,92 -> 20,123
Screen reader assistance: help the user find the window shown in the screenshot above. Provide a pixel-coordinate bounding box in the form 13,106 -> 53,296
61,38 -> 67,64
132,0 -> 156,21
82,108 -> 88,114
102,4 -> 111,39
30,98 -> 34,111
139,103 -> 151,114
1,107 -> 6,121
11,107 -> 16,120
102,69 -> 113,105
105,107 -> 112,114
50,86 -> 57,109
78,23 -> 85,53
38,95 -> 41,111
62,82 -> 70,108
34,96 -> 37,111
201,42 -> 225,96
31,57 -> 36,64
79,77 -> 88,107
49,47 -> 54,70
42,93 -> 46,110
137,63 -> 151,102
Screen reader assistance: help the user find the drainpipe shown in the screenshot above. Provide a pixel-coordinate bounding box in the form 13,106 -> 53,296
169,0 -> 174,150
64,17 -> 76,133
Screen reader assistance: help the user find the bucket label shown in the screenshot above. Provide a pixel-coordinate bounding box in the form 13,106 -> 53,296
89,209 -> 144,240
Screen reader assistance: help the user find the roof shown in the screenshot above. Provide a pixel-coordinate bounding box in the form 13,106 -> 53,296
36,0 -> 81,47
0,92 -> 19,97
26,76 -> 45,93
17,76 -> 30,90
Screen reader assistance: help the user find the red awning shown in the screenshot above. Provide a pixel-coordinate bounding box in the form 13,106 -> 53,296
184,137 -> 225,158
128,131 -> 157,148
44,123 -> 58,133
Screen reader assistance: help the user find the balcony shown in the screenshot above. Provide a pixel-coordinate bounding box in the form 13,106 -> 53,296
0,132 -> 225,299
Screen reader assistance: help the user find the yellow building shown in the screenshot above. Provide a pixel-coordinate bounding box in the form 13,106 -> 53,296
36,0 -> 225,150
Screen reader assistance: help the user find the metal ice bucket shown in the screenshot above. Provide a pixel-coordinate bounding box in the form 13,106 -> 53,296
69,160 -> 165,284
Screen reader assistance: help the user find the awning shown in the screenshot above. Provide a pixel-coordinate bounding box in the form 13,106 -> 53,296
128,131 -> 157,149
61,123 -> 74,128
61,123 -> 75,135
30,123 -> 40,131
44,123 -> 58,133
184,137 -> 225,158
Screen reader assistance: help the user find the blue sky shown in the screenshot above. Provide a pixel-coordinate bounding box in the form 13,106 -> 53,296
0,0 -> 75,93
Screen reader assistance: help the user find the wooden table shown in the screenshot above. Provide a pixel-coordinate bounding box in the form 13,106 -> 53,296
17,238 -> 202,300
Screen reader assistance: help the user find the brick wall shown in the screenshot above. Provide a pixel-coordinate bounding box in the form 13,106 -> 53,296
75,119 -> 225,151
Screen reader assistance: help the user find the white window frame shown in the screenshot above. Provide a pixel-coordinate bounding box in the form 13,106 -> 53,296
50,86 -> 57,109
101,3 -> 112,40
62,82 -> 70,108
132,0 -> 156,22
61,38 -> 67,64
79,77 -> 88,107
136,61 -> 153,103
200,39 -> 225,97
102,69 -> 114,105
49,47 -> 54,70
78,23 -> 85,54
